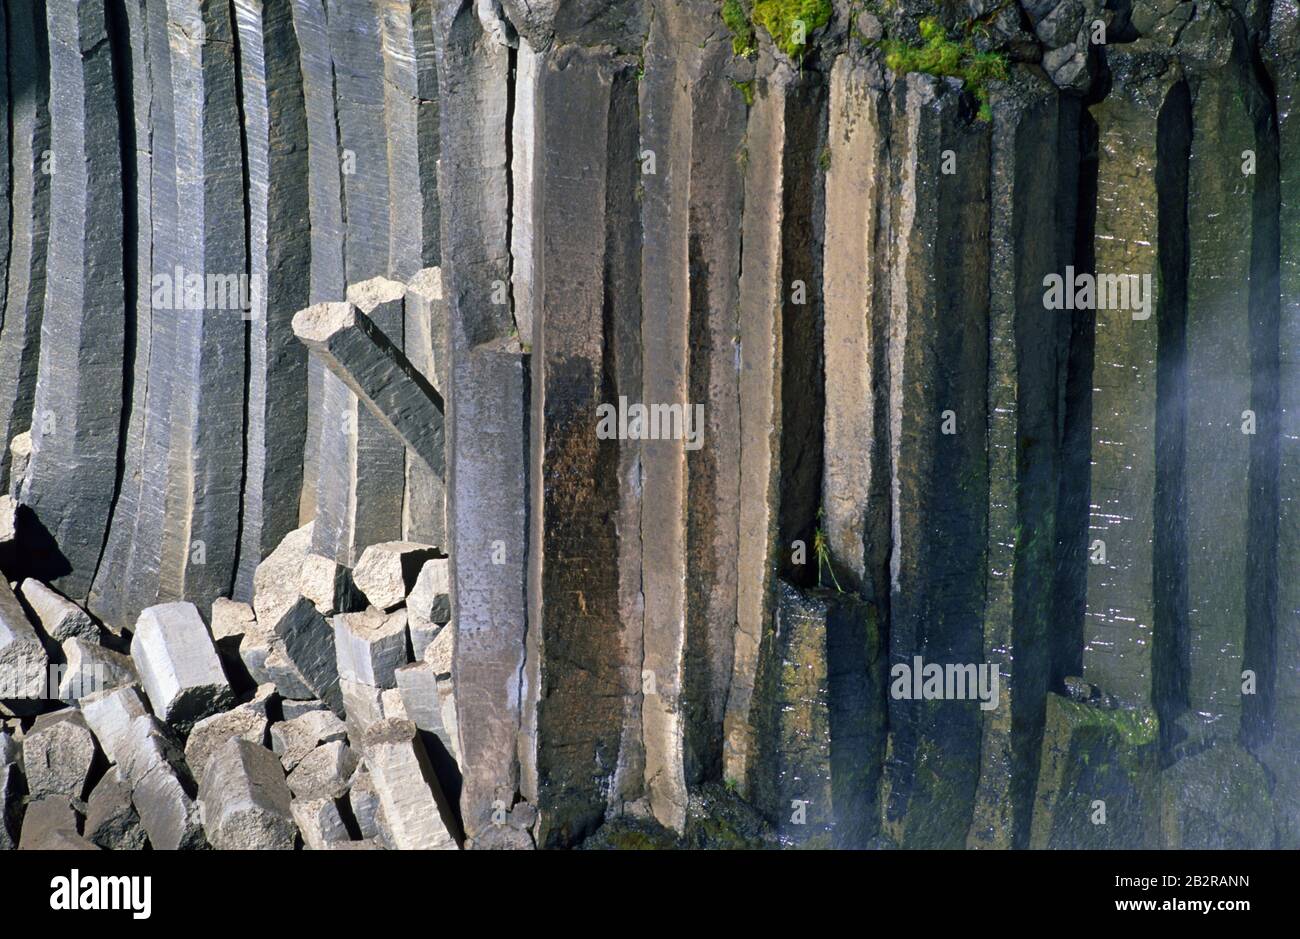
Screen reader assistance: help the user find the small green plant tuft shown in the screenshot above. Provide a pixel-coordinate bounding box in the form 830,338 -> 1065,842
731,79 -> 755,106
752,0 -> 833,60
813,525 -> 843,593
721,0 -> 757,57
881,16 -> 1008,121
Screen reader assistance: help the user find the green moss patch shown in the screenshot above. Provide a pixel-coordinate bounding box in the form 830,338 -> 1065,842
881,17 -> 1008,120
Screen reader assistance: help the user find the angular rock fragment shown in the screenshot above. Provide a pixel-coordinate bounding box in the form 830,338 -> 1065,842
20,579 -> 98,643
21,0 -> 125,601
270,709 -> 347,773
299,553 -> 360,616
292,796 -> 350,849
286,740 -> 357,801
80,685 -> 148,765
281,699 -> 326,721
118,715 -> 205,850
265,597 -> 342,714
352,542 -> 439,612
333,608 -> 410,688
395,662 -> 445,739
381,688 -> 407,721
360,718 -> 457,849
1029,692 -> 1160,849
0,579 -> 48,700
18,796 -> 96,851
85,770 -> 147,850
347,762 -> 389,845
185,697 -> 272,787
339,677 -> 385,740
7,436 -> 30,499
210,598 -> 255,663
424,624 -> 452,678
131,602 -> 234,733
58,638 -> 137,702
406,557 -> 451,644
23,709 -> 98,800
198,737 -> 297,850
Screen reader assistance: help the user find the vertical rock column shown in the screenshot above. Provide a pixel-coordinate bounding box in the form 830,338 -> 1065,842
232,0 -> 312,600
0,11 -> 8,346
379,0 -> 423,282
523,46 -> 641,847
1081,55 -> 1185,713
0,0 -> 51,491
154,0 -> 249,610
821,56 -> 891,605
21,0 -> 125,598
403,268 -> 447,548
88,0 -> 152,630
640,1 -> 746,830
432,1 -> 525,847
880,73 -> 990,849
969,70 -> 1069,850
1264,2 -> 1300,848
290,0 -> 346,524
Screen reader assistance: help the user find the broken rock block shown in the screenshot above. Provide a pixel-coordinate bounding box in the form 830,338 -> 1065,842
24,708 -> 98,800
80,685 -> 148,765
58,637 -> 137,702
352,542 -> 440,612
395,662 -> 448,745
131,602 -> 234,733
281,699 -> 327,721
334,607 -> 409,689
340,677 -> 386,741
381,687 -> 407,721
85,769 -> 146,850
347,762 -> 390,846
198,737 -> 297,850
0,578 -> 48,700
292,796 -> 351,850
300,552 -> 361,616
18,796 -> 97,851
185,696 -> 272,787
1161,741 -> 1274,849
361,718 -> 457,849
210,597 -> 255,663
270,708 -> 348,773
261,596 -> 342,716
118,716 -> 205,850
406,557 -> 450,649
20,579 -> 98,643
1029,691 -> 1160,849
286,740 -> 357,801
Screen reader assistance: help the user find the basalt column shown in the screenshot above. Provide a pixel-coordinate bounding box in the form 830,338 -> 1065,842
1264,0 -> 1300,849
432,1 -> 526,847
0,0 -> 51,492
290,0 -> 346,525
640,0 -> 746,832
231,0 -> 312,601
21,0 -> 125,599
524,46 -> 641,847
969,69 -> 1072,850
880,73 -> 990,850
87,0 -> 152,630
1080,53 -> 1186,718
155,0 -> 249,611
821,55 -> 891,607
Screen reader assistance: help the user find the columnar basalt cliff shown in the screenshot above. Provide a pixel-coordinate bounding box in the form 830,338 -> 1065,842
0,0 -> 1294,851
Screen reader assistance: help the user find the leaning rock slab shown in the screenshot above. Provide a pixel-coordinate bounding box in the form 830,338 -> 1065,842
20,580 -> 98,643
185,697 -> 272,787
58,637 -> 137,702
292,796 -> 350,849
80,685 -> 148,765
199,737 -> 297,850
118,715 -> 205,850
131,602 -> 234,733
361,718 -> 457,849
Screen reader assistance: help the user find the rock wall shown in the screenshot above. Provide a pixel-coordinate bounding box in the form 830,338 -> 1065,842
0,0 -> 1295,850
